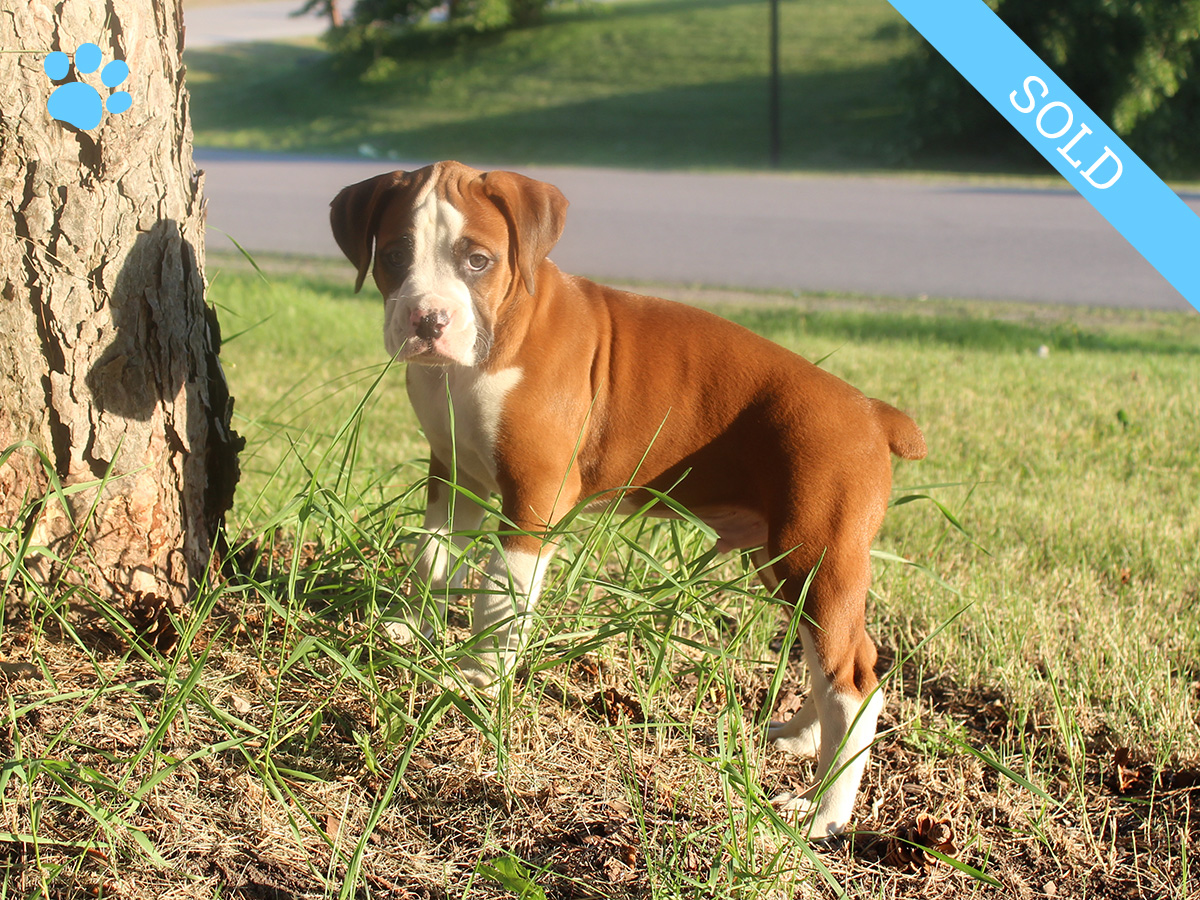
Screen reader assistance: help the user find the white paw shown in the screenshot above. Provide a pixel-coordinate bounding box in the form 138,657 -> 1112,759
771,789 -> 814,819
771,789 -> 849,838
452,662 -> 499,692
381,602 -> 437,645
768,720 -> 821,758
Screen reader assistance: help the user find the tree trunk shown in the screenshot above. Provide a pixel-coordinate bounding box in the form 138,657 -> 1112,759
0,0 -> 240,626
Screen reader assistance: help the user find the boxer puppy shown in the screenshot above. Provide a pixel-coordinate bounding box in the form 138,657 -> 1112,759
331,161 -> 926,836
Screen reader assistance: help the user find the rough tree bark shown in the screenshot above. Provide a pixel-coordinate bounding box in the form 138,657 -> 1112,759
0,0 -> 240,626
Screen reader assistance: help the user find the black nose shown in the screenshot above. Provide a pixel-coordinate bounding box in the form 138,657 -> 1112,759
415,310 -> 449,341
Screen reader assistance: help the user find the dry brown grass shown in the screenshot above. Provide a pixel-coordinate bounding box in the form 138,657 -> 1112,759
2,549 -> 1195,898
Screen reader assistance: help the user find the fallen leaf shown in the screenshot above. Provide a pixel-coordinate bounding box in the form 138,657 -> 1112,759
774,690 -> 805,718
603,856 -> 636,884
0,660 -> 42,682
573,657 -> 600,683
606,798 -> 632,818
1111,747 -> 1153,795
325,812 -> 342,843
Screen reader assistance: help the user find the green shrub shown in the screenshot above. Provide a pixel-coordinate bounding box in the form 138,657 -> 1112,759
904,0 -> 1200,175
329,0 -> 555,66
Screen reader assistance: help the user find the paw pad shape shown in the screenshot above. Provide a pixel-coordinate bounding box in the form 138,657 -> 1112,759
45,43 -> 132,132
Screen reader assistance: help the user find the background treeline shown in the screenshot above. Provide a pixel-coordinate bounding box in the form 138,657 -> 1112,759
905,0 -> 1200,175
329,0 -> 553,55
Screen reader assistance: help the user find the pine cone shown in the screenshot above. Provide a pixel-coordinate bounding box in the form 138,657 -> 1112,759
588,687 -> 644,725
126,591 -> 179,653
884,813 -> 958,872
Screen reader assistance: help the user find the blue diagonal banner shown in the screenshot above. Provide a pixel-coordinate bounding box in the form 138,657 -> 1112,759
888,0 -> 1200,312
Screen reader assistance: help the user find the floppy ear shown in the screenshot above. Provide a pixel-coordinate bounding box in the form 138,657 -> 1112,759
480,170 -> 568,296
329,171 -> 411,292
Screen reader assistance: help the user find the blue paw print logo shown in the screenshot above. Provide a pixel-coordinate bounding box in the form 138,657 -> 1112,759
44,43 -> 132,131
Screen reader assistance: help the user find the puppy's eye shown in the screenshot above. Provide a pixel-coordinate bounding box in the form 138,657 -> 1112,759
382,238 -> 413,269
466,252 -> 491,272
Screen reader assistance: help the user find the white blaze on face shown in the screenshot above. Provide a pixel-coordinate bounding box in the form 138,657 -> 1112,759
383,176 -> 480,365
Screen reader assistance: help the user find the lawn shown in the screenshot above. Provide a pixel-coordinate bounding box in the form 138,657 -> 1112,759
2,251 -> 1196,897
185,0 -> 993,172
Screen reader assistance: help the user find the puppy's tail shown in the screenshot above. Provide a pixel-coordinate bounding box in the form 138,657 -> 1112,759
870,398 -> 927,461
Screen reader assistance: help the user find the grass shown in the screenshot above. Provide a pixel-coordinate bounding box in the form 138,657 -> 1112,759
183,0 -> 963,172
2,251 -> 1199,897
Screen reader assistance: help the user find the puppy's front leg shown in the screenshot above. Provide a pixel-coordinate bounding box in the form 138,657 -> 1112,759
459,533 -> 556,687
458,475 -> 578,687
388,456 -> 488,642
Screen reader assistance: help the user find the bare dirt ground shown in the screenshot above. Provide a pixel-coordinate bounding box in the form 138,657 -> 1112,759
2,546 -> 1196,899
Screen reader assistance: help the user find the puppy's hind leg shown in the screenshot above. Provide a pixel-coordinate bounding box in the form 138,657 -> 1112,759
756,548 -> 822,758
773,625 -> 883,838
768,545 -> 884,838
769,693 -> 822,759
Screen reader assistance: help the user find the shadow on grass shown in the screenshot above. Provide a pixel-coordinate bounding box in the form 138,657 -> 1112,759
380,67 -> 913,170
219,258 -> 1199,358
185,36 -> 919,170
568,0 -> 766,21
728,305 -> 1200,357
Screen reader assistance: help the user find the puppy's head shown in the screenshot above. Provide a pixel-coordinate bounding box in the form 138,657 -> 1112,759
330,161 -> 568,367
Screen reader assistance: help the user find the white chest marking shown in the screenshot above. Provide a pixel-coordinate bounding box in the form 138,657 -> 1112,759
406,365 -> 523,492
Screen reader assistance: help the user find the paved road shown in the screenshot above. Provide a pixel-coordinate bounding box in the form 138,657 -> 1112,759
185,1 -> 1195,311
185,1 -> 328,49
196,150 -> 1195,311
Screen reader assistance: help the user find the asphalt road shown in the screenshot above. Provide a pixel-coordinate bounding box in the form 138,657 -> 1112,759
196,150 -> 1195,311
185,0 -> 328,48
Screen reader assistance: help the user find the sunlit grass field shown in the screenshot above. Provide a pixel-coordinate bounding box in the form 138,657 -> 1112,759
2,252 -> 1197,897
215,254 -> 1200,764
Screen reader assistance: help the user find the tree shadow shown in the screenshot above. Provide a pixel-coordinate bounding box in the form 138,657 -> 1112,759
83,221 -> 242,595
331,67 -> 918,171
183,45 -> 928,172
728,304 -> 1200,357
